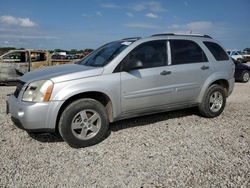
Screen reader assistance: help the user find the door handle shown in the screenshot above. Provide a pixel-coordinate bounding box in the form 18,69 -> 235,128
201,65 -> 209,70
160,70 -> 171,75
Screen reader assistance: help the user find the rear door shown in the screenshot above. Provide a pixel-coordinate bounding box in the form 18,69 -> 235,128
203,41 -> 233,78
120,40 -> 174,113
0,51 -> 29,82
166,40 -> 212,103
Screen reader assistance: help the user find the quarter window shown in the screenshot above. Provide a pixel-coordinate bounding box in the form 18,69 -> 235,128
170,40 -> 208,65
203,41 -> 229,61
123,40 -> 167,69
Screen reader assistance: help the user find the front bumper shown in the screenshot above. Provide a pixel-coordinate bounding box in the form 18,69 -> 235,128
7,95 -> 63,132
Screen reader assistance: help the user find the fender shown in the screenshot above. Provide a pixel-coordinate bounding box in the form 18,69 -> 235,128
197,71 -> 231,103
51,73 -> 121,120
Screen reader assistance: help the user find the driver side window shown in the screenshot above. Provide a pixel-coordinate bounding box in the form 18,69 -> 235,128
123,40 -> 167,69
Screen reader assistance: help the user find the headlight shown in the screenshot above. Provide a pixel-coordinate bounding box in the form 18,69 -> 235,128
22,80 -> 54,102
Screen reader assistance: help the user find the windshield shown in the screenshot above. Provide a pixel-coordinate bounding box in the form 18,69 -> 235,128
77,41 -> 133,67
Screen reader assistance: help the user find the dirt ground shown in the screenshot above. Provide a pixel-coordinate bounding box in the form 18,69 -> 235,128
0,73 -> 250,187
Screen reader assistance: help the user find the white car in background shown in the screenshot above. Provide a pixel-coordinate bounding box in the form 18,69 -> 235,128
227,50 -> 247,63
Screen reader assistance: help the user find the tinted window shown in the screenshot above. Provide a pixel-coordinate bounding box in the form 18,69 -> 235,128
123,40 -> 167,69
78,41 -> 134,67
170,40 -> 208,65
204,41 -> 229,61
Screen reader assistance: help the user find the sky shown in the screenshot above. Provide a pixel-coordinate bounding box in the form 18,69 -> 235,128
0,0 -> 249,50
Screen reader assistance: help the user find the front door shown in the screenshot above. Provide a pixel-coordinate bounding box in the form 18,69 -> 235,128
120,40 -> 173,113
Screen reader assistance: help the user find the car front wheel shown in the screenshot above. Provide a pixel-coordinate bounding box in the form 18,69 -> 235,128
59,98 -> 109,148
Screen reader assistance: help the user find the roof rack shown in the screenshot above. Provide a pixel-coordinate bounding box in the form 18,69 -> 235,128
122,37 -> 141,40
151,33 -> 212,39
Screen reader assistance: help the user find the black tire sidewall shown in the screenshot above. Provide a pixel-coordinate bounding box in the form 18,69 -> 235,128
59,99 -> 109,148
241,71 -> 250,83
200,85 -> 226,118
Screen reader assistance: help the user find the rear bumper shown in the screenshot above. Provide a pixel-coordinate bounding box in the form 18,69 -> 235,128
7,95 -> 63,132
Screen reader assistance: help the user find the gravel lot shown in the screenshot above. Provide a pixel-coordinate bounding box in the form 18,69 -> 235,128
0,80 -> 250,187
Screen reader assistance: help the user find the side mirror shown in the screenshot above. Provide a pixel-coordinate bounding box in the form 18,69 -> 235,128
123,59 -> 143,72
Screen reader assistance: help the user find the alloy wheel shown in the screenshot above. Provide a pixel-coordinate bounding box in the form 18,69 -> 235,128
71,109 -> 101,140
209,91 -> 223,113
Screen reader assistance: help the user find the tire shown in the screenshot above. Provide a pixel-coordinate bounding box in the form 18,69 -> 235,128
59,98 -> 109,148
240,70 -> 250,83
198,84 -> 226,118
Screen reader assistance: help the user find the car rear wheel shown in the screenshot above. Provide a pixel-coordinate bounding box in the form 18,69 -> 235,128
59,98 -> 109,148
198,84 -> 226,118
241,70 -> 250,83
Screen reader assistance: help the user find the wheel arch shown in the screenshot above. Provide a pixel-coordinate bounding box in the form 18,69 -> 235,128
209,79 -> 229,96
198,78 -> 230,103
55,91 -> 114,133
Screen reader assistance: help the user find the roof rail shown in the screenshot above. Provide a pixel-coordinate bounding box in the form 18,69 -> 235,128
122,37 -> 141,40
151,33 -> 212,39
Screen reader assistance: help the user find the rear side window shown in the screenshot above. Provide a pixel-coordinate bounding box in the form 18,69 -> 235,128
203,41 -> 229,61
170,40 -> 208,65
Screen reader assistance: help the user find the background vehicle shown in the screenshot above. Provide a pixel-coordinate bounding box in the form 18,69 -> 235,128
51,54 -> 66,60
66,54 -> 77,59
242,51 -> 250,62
0,50 -> 73,84
7,33 -> 235,148
233,59 -> 250,82
227,50 -> 247,63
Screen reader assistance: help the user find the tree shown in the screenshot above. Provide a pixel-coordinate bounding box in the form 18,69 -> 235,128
54,48 -> 64,52
0,47 -> 16,56
69,49 -> 78,54
83,48 -> 94,53
243,48 -> 250,54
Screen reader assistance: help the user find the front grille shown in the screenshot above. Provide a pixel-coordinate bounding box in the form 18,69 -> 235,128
14,81 -> 25,98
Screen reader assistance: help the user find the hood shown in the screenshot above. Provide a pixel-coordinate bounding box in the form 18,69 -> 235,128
20,64 -> 104,83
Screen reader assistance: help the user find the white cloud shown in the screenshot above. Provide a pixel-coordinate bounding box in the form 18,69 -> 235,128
0,34 -> 59,39
100,3 -> 119,9
186,21 -> 213,31
124,23 -> 158,29
82,12 -> 103,18
82,14 -> 92,18
145,13 -> 159,19
96,11 -> 103,16
133,2 -> 166,12
134,4 -> 145,11
126,12 -> 134,17
148,1 -> 166,12
168,21 -> 214,33
0,15 -> 36,27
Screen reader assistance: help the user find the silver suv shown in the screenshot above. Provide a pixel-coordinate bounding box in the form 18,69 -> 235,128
7,33 -> 235,148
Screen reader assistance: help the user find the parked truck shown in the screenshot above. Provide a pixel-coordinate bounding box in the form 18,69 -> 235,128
0,49 -> 73,85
